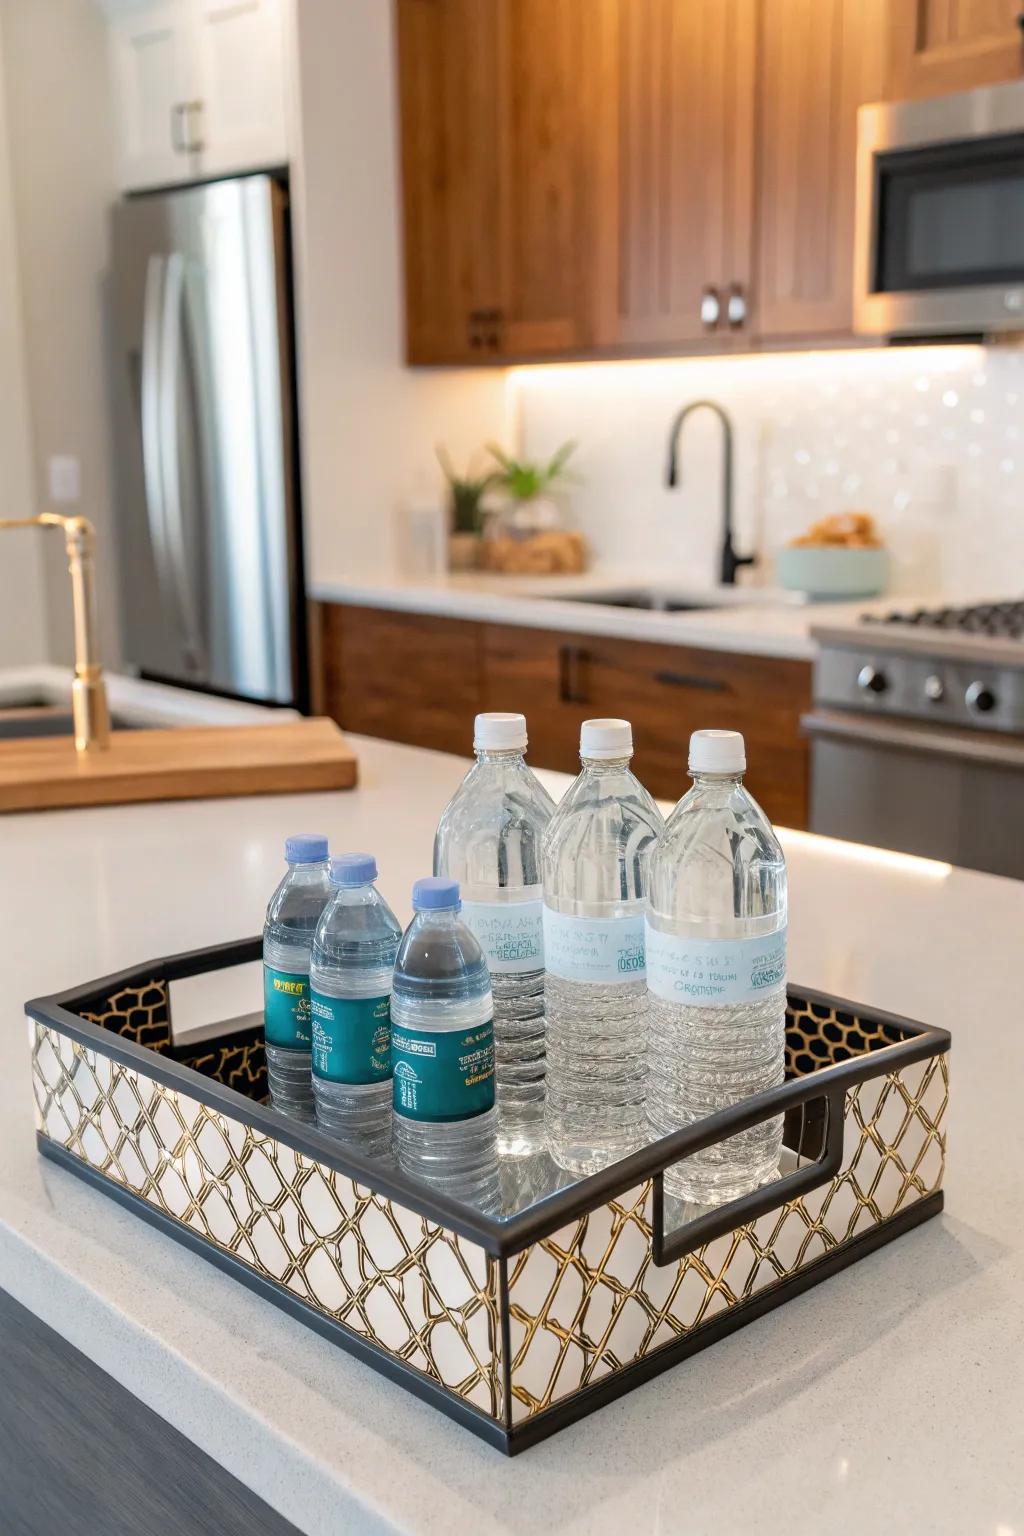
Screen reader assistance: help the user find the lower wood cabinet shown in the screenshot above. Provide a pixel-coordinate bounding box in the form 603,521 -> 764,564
318,602 -> 812,827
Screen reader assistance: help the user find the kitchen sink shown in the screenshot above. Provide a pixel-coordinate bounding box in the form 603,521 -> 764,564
0,702 -> 143,741
539,586 -> 803,613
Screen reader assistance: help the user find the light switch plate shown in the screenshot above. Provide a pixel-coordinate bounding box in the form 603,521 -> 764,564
47,455 -> 81,504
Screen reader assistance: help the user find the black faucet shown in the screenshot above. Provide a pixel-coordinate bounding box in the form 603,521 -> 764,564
665,399 -> 756,586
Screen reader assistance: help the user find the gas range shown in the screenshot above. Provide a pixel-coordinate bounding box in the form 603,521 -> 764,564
812,598 -> 1024,734
805,598 -> 1024,878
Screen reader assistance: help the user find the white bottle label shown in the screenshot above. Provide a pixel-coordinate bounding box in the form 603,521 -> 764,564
645,922 -> 787,1007
542,908 -> 647,985
460,895 -> 544,974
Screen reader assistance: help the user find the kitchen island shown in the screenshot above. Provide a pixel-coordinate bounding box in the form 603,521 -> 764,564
1,735 -> 1021,1535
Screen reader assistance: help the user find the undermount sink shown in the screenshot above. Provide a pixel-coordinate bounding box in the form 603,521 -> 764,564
0,700 -> 142,741
539,586 -> 802,613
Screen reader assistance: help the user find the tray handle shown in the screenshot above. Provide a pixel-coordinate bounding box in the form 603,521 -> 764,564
651,1081 -> 847,1266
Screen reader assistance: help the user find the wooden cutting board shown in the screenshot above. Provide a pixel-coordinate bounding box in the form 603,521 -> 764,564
0,717 -> 358,813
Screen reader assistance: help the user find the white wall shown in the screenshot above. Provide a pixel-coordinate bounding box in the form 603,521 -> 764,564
289,0 -> 511,583
0,11 -> 46,667
513,345 -> 1024,597
0,0 -> 119,665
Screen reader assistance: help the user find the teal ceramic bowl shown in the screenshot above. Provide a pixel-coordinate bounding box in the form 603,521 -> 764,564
774,545 -> 889,600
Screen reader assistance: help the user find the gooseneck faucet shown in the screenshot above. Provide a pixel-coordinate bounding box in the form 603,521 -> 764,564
665,399 -> 755,586
0,511 -> 110,751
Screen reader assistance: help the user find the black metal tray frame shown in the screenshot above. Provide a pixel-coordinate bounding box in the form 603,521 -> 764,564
27,937 -> 950,1453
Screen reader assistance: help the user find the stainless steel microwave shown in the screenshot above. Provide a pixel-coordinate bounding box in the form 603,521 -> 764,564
854,79 -> 1024,338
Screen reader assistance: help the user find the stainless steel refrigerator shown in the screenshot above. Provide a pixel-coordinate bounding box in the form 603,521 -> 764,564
110,174 -> 304,706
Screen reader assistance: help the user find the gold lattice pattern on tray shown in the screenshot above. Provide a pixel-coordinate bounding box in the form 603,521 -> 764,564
30,1022 -> 503,1418
504,1050 -> 947,1422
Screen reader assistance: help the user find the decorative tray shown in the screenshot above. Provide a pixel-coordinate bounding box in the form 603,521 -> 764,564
26,938 -> 950,1455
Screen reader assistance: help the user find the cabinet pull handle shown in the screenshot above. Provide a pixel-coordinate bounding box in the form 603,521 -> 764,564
185,100 -> 205,153
700,285 -> 721,330
726,283 -> 747,329
654,670 -> 729,692
559,645 -> 588,704
170,102 -> 189,154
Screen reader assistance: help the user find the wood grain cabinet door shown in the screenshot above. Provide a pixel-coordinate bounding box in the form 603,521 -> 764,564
492,0 -> 614,357
756,0 -> 887,341
609,0 -> 757,351
319,604 -> 482,756
887,0 -> 1024,99
396,0 -> 503,363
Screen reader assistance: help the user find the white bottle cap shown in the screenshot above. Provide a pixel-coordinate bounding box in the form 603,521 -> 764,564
580,718 -> 633,760
688,729 -> 746,774
474,712 -> 527,751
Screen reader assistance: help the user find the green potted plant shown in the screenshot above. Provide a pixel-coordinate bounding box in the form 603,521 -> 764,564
481,441 -> 586,574
436,447 -> 497,571
485,440 -> 578,532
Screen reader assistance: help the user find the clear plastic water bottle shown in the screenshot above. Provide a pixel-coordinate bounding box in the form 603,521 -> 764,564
391,878 -> 500,1210
542,719 -> 664,1176
646,730 -> 788,1205
263,834 -> 332,1122
309,853 -> 401,1157
434,712 -> 555,1157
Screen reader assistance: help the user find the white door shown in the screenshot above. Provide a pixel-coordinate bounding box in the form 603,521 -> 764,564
110,1 -> 197,189
190,0 -> 288,177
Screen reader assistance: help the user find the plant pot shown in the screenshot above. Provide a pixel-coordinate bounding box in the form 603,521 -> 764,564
447,531 -> 481,572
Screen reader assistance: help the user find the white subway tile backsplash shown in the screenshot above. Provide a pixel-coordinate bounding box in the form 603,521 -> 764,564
511,346 -> 1024,596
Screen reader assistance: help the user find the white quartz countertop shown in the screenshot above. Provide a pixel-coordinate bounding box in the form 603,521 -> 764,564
309,569 -> 889,661
1,736 -> 1022,1535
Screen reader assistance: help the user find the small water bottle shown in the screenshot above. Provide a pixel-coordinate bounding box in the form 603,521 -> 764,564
646,730 -> 787,1205
542,719 -> 664,1175
391,878 -> 500,1210
309,853 -> 401,1157
434,712 -> 555,1157
263,834 -> 332,1122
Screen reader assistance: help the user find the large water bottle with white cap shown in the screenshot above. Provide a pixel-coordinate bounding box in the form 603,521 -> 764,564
263,834 -> 333,1122
390,878 -> 500,1210
542,719 -> 664,1175
309,853 -> 401,1157
646,729 -> 787,1204
434,712 -> 555,1157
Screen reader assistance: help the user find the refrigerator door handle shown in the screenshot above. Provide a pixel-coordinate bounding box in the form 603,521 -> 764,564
141,255 -> 175,620
158,251 -> 206,670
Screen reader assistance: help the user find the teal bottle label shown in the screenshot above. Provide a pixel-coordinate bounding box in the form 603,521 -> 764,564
310,992 -> 391,1085
263,965 -> 311,1050
391,1020 -> 495,1123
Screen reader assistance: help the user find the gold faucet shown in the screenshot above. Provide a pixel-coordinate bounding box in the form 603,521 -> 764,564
0,511 -> 110,752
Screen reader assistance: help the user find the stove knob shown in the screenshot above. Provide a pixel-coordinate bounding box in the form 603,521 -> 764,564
857,664 -> 887,695
924,674 -> 945,702
965,681 -> 997,715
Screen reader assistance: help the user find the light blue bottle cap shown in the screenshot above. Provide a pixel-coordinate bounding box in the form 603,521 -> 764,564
330,852 -> 378,887
284,833 -> 329,864
412,876 -> 460,910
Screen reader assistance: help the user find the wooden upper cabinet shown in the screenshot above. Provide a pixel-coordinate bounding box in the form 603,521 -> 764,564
887,0 -> 1024,99
756,0 -> 887,340
609,0 -> 757,350
494,0 -> 612,356
396,0 -> 609,362
396,0 -> 502,364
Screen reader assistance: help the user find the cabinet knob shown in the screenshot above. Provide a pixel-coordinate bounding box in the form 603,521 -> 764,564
700,286 -> 721,330
726,283 -> 747,329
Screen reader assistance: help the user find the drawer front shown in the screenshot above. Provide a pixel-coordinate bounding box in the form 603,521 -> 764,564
483,623 -> 811,826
